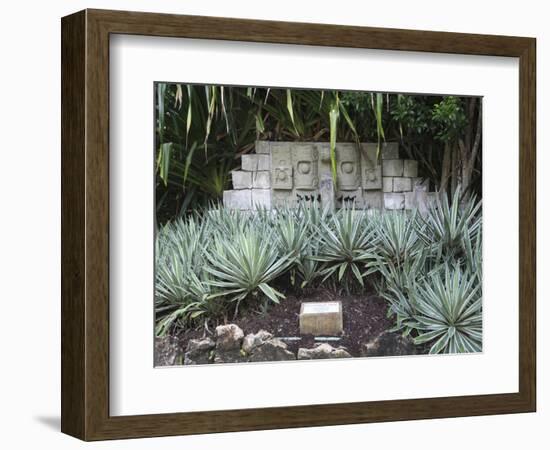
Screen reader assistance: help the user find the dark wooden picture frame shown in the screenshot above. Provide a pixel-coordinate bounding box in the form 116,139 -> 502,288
61,9 -> 536,441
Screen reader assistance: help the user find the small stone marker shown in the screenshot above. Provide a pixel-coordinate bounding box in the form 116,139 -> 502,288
299,301 -> 343,336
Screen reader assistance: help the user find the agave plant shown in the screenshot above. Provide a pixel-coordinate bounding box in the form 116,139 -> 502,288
314,207 -> 373,288
366,210 -> 423,275
155,271 -> 222,337
411,264 -> 482,354
420,188 -> 482,260
155,217 -> 209,305
374,247 -> 430,333
204,229 -> 293,316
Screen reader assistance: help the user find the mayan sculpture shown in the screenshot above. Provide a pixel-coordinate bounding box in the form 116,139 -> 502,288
223,141 -> 435,212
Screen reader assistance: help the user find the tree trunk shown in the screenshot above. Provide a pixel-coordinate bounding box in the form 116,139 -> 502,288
439,142 -> 451,196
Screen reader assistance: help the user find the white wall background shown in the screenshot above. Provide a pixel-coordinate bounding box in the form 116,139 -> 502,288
0,0 -> 546,448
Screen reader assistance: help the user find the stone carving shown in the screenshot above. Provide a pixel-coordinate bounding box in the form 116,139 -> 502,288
223,141 -> 435,212
271,144 -> 293,190
336,144 -> 360,190
360,143 -> 382,190
293,144 -> 319,189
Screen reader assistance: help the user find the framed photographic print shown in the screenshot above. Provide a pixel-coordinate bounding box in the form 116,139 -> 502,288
61,9 -> 536,441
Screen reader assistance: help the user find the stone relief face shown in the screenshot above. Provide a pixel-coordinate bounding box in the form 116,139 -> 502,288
336,144 -> 360,190
271,145 -> 293,190
360,143 -> 382,190
293,145 -> 319,189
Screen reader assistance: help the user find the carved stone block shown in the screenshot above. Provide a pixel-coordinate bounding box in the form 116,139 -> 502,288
359,143 -> 382,190
295,189 -> 320,205
293,144 -> 319,189
272,190 -> 296,208
271,144 -> 293,190
336,189 -> 363,209
336,144 -> 360,191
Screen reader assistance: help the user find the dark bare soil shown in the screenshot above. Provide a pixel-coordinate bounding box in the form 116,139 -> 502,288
172,286 -> 393,358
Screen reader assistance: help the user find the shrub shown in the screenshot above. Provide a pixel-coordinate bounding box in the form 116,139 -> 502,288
410,264 -> 482,354
205,229 -> 293,317
154,190 -> 482,354
420,188 -> 481,261
314,207 -> 374,290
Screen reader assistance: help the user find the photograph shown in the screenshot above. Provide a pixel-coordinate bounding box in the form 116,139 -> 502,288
153,84 -> 483,366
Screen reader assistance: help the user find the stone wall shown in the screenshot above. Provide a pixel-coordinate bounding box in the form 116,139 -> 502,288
223,141 -> 436,212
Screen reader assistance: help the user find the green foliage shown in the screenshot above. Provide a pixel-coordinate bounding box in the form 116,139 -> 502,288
368,187 -> 483,353
205,229 -> 293,312
157,85 -> 481,222
156,85 -> 397,221
314,208 -> 373,289
411,264 -> 482,354
155,191 -> 482,355
420,188 -> 482,260
431,96 -> 467,143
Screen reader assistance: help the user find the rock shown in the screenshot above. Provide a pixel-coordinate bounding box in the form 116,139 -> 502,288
382,159 -> 404,177
231,170 -> 252,189
384,193 -> 405,210
363,191 -> 383,209
242,330 -> 273,354
404,191 -> 415,210
392,177 -> 412,193
252,171 -> 271,189
297,343 -> 351,360
382,177 -> 393,193
214,349 -> 248,364
242,154 -> 271,171
403,160 -> 418,178
223,189 -> 251,210
251,189 -> 272,209
255,140 -> 271,154
380,142 -> 399,160
215,324 -> 244,351
183,337 -> 215,365
248,338 -> 296,362
154,336 -> 183,366
361,331 -> 416,357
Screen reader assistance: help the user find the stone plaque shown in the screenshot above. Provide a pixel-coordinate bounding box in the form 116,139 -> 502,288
336,144 -> 360,190
293,144 -> 319,189
271,144 -> 293,190
299,301 -> 343,336
360,143 -> 382,190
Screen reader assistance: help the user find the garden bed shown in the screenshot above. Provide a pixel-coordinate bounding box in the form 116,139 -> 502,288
157,285 -> 430,363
